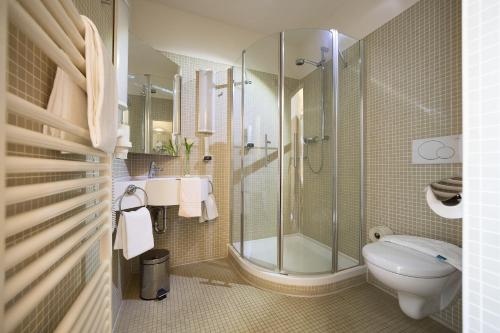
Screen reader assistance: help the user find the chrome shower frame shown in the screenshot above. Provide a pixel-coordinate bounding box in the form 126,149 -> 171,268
233,29 -> 364,275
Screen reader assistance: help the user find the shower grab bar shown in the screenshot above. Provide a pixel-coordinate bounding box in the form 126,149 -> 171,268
264,134 -> 271,166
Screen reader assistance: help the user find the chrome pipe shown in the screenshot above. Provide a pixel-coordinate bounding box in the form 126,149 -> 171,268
293,132 -> 297,168
331,29 -> 339,273
277,32 -> 285,273
240,50 -> 246,258
359,40 -> 366,265
144,74 -> 152,154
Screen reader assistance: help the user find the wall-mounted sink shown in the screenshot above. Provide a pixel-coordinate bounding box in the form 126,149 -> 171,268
113,176 -> 211,211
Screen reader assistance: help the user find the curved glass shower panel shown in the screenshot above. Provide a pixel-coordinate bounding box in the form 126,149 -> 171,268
337,34 -> 362,270
283,29 -> 334,274
231,64 -> 243,255
231,29 -> 363,275
241,34 -> 280,270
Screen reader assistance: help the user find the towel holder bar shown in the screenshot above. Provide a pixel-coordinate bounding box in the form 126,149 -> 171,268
118,184 -> 148,215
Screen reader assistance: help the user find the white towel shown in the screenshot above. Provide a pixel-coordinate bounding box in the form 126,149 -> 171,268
114,124 -> 132,159
381,235 -> 462,271
179,177 -> 202,217
82,15 -> 118,153
43,67 -> 88,143
199,193 -> 218,223
114,207 -> 154,260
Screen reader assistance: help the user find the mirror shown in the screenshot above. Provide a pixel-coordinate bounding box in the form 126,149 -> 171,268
126,35 -> 181,155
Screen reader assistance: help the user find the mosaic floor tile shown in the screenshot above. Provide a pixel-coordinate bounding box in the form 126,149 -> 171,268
114,259 -> 453,333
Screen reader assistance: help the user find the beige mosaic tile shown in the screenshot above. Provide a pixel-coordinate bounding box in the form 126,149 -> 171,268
116,53 -> 232,275
364,0 -> 462,331
114,259 -> 452,333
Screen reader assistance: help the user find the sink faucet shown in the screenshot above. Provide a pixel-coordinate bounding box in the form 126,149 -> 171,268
148,161 -> 162,178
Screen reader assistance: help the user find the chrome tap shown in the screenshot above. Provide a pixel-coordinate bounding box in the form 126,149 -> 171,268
148,161 -> 162,178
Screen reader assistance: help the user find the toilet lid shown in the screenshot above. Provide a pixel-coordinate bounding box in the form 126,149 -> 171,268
363,241 -> 456,278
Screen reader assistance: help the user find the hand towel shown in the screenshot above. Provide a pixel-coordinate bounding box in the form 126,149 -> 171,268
179,177 -> 202,217
199,193 -> 218,223
82,15 -> 118,153
43,67 -> 88,144
381,235 -> 462,271
114,207 -> 154,260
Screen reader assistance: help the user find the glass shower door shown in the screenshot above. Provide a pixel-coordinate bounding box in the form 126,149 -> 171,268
282,29 -> 334,274
240,34 -> 280,270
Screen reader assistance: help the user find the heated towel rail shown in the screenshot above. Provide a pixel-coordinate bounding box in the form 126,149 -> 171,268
1,1 -> 112,332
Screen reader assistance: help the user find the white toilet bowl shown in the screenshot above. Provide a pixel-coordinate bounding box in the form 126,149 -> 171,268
363,240 -> 461,319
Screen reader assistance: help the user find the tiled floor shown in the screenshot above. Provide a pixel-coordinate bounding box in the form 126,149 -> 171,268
114,259 -> 453,333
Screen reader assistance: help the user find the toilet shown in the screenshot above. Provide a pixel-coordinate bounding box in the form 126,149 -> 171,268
363,238 -> 461,319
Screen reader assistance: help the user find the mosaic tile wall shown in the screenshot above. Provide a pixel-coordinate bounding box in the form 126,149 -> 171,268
5,1 -> 114,332
364,0 -> 462,331
118,52 -> 231,274
300,62 -> 334,249
337,43 -> 362,260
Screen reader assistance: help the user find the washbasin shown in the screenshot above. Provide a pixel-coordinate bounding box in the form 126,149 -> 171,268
145,176 -> 210,207
114,176 -> 211,210
146,177 -> 179,206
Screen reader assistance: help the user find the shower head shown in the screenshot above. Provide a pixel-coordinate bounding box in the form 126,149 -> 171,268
295,58 -> 306,66
295,58 -> 323,68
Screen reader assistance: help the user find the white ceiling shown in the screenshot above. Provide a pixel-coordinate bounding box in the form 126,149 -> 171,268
130,0 -> 419,68
152,0 -> 419,39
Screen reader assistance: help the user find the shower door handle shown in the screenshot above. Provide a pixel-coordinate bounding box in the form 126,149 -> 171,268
293,132 -> 297,168
264,134 -> 271,166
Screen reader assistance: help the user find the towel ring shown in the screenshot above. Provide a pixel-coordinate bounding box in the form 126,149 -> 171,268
118,185 -> 148,215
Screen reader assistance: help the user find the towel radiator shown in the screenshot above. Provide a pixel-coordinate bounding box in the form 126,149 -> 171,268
0,1 -> 112,332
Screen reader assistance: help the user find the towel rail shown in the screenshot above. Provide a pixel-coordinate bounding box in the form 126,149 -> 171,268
70,280 -> 108,332
5,215 -> 108,301
85,295 -> 109,332
6,124 -> 105,157
3,0 -> 113,331
60,0 -> 86,35
6,176 -> 109,205
5,189 -> 107,237
6,156 -> 107,173
54,263 -> 108,333
4,224 -> 109,332
19,0 -> 85,71
7,93 -> 91,139
8,0 -> 87,90
43,0 -> 85,53
5,201 -> 109,270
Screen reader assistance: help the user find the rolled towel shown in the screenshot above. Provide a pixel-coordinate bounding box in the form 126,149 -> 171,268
430,176 -> 462,202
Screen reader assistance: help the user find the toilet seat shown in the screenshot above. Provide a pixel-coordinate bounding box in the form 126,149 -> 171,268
363,241 -> 456,278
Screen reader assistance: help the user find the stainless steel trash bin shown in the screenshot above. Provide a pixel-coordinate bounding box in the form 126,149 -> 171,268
140,249 -> 170,300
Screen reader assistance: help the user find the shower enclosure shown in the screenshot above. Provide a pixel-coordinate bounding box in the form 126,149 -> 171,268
231,29 -> 364,275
